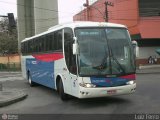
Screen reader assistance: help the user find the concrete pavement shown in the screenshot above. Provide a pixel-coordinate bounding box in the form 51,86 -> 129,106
136,64 -> 160,74
0,72 -> 28,107
0,88 -> 28,107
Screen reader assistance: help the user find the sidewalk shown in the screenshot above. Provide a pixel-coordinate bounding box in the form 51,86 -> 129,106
0,88 -> 28,107
136,64 -> 160,74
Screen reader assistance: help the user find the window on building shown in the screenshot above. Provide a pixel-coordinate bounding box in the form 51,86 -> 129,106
139,0 -> 160,17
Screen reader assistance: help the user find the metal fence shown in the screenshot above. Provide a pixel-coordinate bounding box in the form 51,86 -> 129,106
0,63 -> 21,71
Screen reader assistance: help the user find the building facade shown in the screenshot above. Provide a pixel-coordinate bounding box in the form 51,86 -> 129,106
17,0 -> 58,50
73,0 -> 160,65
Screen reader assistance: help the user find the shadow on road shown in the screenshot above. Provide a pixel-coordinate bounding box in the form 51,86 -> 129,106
71,96 -> 131,107
24,80 -> 132,109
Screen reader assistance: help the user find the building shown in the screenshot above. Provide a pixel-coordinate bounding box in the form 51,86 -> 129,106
17,0 -> 58,50
73,0 -> 160,65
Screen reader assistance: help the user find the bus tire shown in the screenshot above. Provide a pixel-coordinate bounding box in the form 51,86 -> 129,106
59,79 -> 68,101
28,72 -> 35,87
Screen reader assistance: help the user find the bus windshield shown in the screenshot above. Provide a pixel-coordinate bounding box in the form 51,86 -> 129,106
75,27 -> 135,76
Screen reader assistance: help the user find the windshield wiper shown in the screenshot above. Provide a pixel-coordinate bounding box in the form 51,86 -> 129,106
92,48 -> 108,70
110,49 -> 126,74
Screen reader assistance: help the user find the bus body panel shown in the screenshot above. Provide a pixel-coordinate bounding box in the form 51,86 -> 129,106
54,58 -> 72,94
26,58 -> 55,89
78,83 -> 136,98
70,76 -> 136,98
90,74 -> 135,87
22,53 -> 74,95
23,52 -> 65,89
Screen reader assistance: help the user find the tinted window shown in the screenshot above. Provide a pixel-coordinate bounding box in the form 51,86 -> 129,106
54,30 -> 62,51
21,29 -> 63,55
64,28 -> 77,74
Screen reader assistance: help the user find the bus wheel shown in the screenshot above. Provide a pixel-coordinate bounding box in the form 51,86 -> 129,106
28,72 -> 35,87
59,79 -> 68,101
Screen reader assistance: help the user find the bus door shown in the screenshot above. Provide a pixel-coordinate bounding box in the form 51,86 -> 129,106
64,28 -> 78,95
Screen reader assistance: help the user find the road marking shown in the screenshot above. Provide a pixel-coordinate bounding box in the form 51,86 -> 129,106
0,77 -> 24,82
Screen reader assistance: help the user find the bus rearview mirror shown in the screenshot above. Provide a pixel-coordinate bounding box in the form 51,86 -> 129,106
132,40 -> 139,58
73,43 -> 79,55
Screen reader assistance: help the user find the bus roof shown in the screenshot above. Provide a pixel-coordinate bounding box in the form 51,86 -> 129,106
21,21 -> 127,42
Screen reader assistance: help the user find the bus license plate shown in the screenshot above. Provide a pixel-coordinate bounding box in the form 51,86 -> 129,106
107,90 -> 117,95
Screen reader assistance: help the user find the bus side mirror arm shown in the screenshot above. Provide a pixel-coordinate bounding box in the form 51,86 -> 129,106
73,37 -> 79,55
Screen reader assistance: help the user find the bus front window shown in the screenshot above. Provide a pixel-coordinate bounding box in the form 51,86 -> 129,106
75,28 -> 135,76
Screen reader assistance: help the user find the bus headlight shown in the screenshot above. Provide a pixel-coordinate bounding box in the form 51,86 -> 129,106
126,80 -> 135,85
79,83 -> 96,88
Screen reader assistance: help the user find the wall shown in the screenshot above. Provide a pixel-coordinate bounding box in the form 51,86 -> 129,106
17,0 -> 59,51
73,0 -> 160,39
34,0 -> 59,34
73,0 -> 140,36
0,54 -> 20,64
17,0 -> 35,49
139,17 -> 160,39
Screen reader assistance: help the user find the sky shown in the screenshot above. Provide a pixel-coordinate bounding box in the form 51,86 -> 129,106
0,0 -> 87,23
58,0 -> 98,23
0,0 -> 17,17
0,0 -> 98,23
58,0 -> 86,23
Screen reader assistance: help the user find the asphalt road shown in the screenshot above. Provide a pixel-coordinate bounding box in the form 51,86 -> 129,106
0,72 -> 160,114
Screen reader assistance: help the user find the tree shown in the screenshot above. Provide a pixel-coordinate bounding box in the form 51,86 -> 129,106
0,18 -> 18,55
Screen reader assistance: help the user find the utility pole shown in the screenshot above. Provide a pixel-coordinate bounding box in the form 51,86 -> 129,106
83,0 -> 89,21
104,1 -> 114,22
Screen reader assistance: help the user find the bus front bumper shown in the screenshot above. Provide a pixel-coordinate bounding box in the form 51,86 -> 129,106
78,83 -> 136,98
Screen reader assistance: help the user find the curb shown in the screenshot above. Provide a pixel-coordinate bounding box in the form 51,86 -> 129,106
138,64 -> 160,69
0,71 -> 21,74
136,71 -> 160,74
0,91 -> 28,107
136,64 -> 160,74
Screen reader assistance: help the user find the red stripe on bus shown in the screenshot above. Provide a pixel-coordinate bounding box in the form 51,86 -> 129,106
120,74 -> 136,80
33,53 -> 64,62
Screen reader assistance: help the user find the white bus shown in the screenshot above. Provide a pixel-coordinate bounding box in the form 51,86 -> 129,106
21,21 -> 136,100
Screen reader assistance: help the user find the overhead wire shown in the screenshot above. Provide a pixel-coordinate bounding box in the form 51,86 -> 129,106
0,0 -> 76,16
0,0 -> 160,21
1,0 -> 160,35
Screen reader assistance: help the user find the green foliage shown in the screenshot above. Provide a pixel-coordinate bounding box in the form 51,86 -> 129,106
0,18 -> 18,55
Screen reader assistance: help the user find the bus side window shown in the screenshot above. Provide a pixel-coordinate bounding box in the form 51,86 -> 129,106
28,41 -> 30,53
29,40 -> 33,53
24,42 -> 26,54
54,31 -> 58,50
64,28 -> 76,75
45,35 -> 49,52
49,34 -> 53,51
41,36 -> 45,52
34,38 -> 39,53
54,30 -> 62,51
30,39 -> 34,53
25,41 -> 28,54
51,32 -> 54,51
57,30 -> 62,51
38,37 -> 42,52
